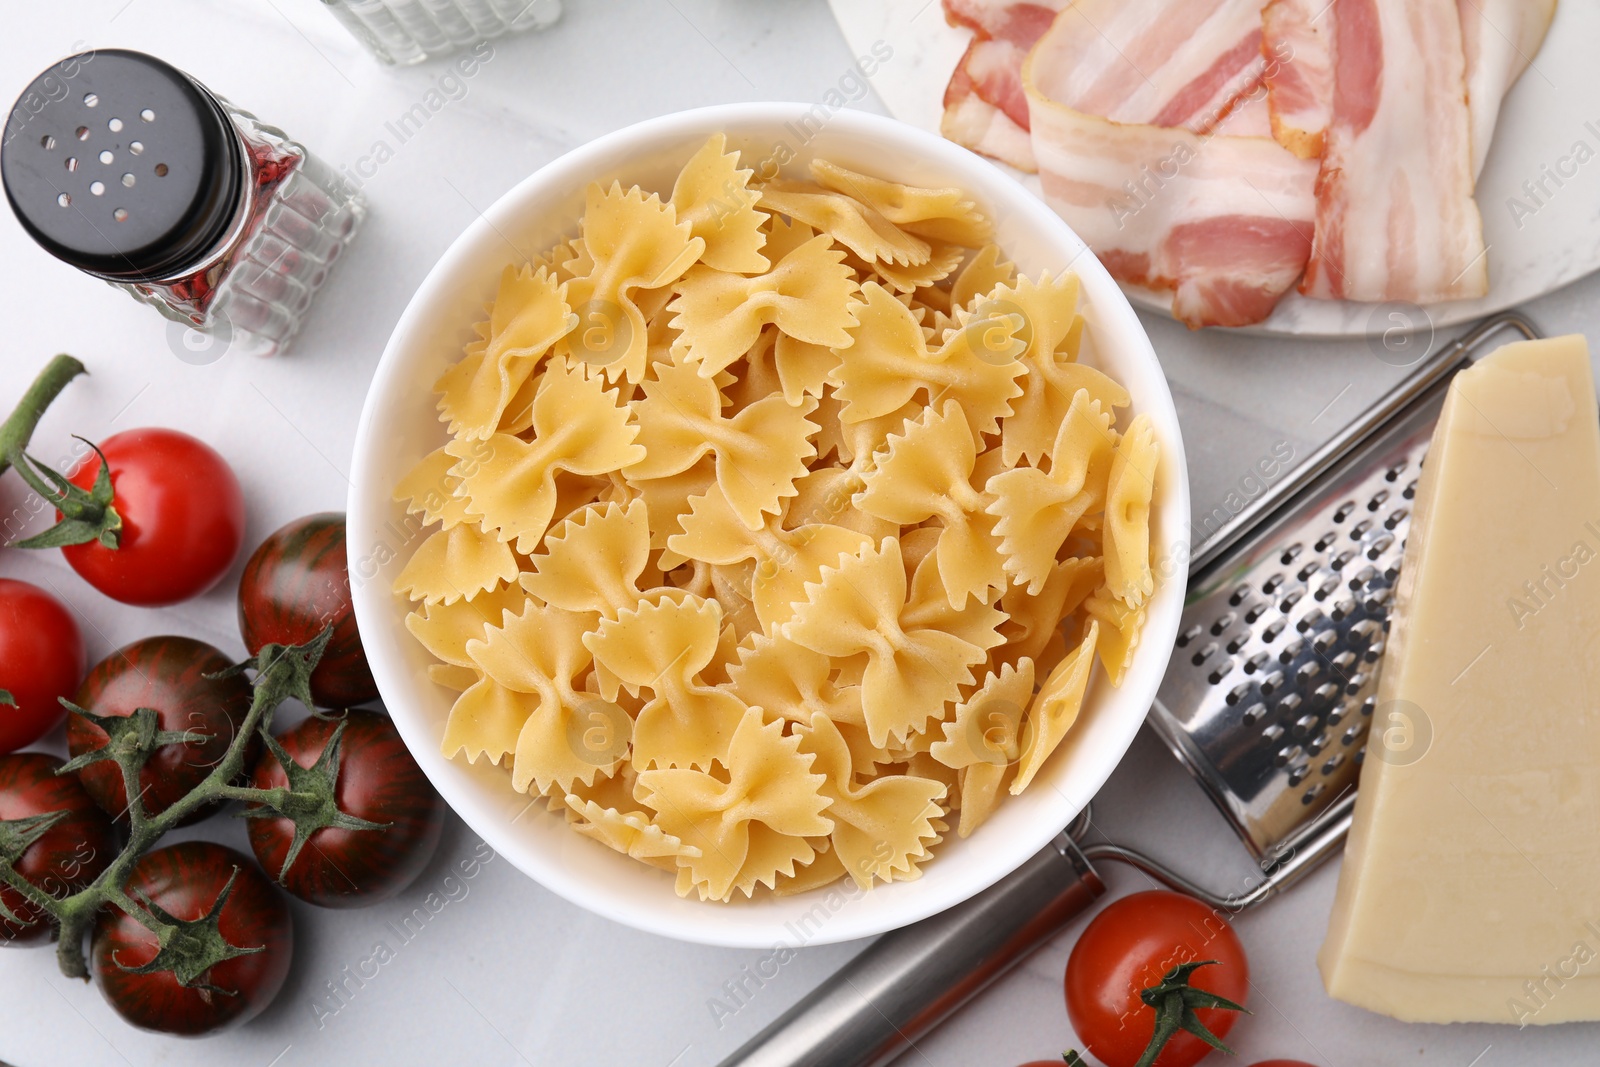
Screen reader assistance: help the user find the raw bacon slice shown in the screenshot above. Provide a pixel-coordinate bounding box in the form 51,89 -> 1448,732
1301,0 -> 1487,303
944,0 -> 1064,43
941,62 -> 1039,172
947,35 -> 1033,135
1459,0 -> 1558,177
1024,0 -> 1273,133
939,1 -> 1069,171
1025,94 -> 1318,327
1260,0 -> 1334,158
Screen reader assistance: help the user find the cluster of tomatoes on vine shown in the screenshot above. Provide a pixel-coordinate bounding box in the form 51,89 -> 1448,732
0,356 -> 444,1036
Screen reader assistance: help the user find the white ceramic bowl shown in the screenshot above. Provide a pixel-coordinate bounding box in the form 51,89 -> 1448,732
348,102 -> 1189,948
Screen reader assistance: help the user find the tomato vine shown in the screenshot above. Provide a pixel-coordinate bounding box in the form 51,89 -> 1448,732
0,629 -> 375,983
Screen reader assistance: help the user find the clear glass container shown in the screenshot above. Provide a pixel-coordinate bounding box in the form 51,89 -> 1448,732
130,100 -> 366,358
1,49 -> 364,359
322,0 -> 562,65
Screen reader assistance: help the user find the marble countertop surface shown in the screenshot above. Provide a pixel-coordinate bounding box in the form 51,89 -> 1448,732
1,3 -> 1597,1064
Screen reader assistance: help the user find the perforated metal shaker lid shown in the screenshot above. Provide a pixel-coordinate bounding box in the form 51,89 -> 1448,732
1,49 -> 243,282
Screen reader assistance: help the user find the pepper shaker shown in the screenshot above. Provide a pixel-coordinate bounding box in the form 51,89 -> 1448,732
321,0 -> 562,66
2,49 -> 365,358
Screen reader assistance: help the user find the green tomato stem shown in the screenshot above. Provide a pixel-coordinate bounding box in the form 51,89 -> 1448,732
0,629 -> 335,980
0,355 -> 86,480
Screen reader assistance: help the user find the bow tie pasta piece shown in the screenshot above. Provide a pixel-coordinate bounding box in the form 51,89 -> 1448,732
670,134 -> 769,275
521,499 -> 654,618
759,180 -> 932,267
1084,588 -> 1146,688
929,660 -> 1034,838
628,358 -> 819,529
727,632 -> 865,727
979,273 -> 1122,466
668,234 -> 860,379
1102,414 -> 1159,608
560,182 -> 705,383
856,401 -> 1007,609
433,265 -> 577,440
406,583 -> 529,670
394,523 -> 518,605
394,446 -> 473,531
441,676 -> 527,767
460,601 -> 626,795
1012,622 -> 1099,794
451,361 -> 644,554
831,282 -> 1025,435
986,389 -> 1119,593
783,538 -> 990,747
951,245 -> 1017,310
670,484 -> 872,631
808,158 -> 993,249
929,660 -> 1033,772
585,594 -> 748,771
797,713 -> 947,889
638,710 -> 834,902
565,796 -> 703,871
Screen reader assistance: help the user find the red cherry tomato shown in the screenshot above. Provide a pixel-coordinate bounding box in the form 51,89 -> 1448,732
0,578 -> 85,753
58,429 -> 244,606
1065,891 -> 1250,1067
238,513 -> 377,708
246,709 -> 444,907
66,636 -> 257,825
92,841 -> 292,1035
0,753 -> 117,945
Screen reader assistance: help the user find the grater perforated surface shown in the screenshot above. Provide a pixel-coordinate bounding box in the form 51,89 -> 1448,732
1149,314 -> 1541,864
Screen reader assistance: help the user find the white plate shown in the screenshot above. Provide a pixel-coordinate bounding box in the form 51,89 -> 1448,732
348,103 -> 1190,948
830,0 -> 1600,336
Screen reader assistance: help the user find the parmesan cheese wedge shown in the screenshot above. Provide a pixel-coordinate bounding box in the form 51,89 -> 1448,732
1319,334 -> 1600,1024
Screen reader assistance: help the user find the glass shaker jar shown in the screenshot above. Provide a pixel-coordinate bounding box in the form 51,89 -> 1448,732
321,0 -> 562,66
1,49 -> 365,358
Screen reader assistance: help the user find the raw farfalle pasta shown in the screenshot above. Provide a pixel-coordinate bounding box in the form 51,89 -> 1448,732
832,281 -> 1025,435
559,182 -> 704,383
433,265 -> 576,441
856,400 -> 1007,609
391,136 -> 1160,902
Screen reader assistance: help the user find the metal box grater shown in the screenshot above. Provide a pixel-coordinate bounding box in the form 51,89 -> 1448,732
1149,311 -> 1541,866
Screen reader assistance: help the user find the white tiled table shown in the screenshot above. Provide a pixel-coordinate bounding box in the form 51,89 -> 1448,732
1,3 -> 1597,1064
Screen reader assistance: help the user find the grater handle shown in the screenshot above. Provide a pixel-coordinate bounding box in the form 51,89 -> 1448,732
714,833 -> 1104,1067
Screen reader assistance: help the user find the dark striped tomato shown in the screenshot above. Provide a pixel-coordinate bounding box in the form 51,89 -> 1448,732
246,709 -> 444,908
92,841 -> 292,1035
237,513 -> 377,709
0,753 -> 117,945
67,636 -> 257,826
